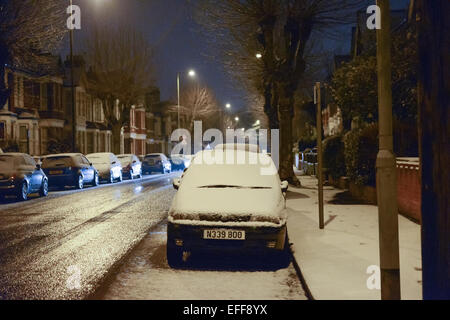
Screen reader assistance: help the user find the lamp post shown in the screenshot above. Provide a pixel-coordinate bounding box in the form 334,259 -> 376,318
69,0 -> 76,152
376,0 -> 400,300
177,70 -> 196,130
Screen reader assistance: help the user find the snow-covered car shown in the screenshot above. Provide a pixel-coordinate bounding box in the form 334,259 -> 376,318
167,149 -> 290,267
0,153 -> 49,201
117,154 -> 142,180
169,154 -> 191,171
86,153 -> 122,183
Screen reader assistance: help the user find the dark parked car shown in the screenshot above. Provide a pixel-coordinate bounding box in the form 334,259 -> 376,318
42,153 -> 99,189
117,154 -> 142,180
142,153 -> 171,174
0,153 -> 49,201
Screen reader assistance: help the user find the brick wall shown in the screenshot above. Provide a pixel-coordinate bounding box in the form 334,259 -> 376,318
396,158 -> 421,223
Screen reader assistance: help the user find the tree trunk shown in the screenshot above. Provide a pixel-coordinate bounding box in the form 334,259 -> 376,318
417,0 -> 450,300
111,123 -> 122,155
278,82 -> 300,186
0,55 -> 10,109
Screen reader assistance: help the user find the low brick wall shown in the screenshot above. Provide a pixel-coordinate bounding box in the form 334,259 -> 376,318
326,158 -> 421,224
396,159 -> 421,223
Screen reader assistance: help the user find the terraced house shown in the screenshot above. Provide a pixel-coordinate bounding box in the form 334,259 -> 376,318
0,56 -> 152,157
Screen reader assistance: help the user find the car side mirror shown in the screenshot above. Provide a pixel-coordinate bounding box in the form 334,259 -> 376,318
36,164 -> 41,170
89,162 -> 93,166
281,181 -> 289,193
173,178 -> 181,190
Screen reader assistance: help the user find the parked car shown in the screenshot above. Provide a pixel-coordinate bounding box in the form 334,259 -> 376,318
169,154 -> 190,171
42,153 -> 99,190
86,153 -> 122,183
166,148 -> 290,268
117,154 -> 142,180
0,153 -> 48,201
33,156 -> 43,166
142,153 -> 171,174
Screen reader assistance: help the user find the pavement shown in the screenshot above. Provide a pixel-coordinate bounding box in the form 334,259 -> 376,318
286,174 -> 422,300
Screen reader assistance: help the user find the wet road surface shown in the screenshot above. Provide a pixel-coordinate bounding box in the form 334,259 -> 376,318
94,221 -> 307,300
0,173 -> 178,300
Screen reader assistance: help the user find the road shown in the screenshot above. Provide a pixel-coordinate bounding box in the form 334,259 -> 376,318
0,173 -> 307,300
93,222 -> 306,300
0,173 -> 178,300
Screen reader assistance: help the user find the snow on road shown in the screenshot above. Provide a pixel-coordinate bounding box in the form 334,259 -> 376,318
96,222 -> 307,300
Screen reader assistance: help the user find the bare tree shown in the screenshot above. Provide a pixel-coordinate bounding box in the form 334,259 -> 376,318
197,0 -> 363,185
169,84 -> 220,133
84,25 -> 155,154
0,0 -> 67,108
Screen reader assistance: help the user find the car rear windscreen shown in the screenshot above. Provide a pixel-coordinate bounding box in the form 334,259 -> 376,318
0,155 -> 19,168
42,156 -> 75,168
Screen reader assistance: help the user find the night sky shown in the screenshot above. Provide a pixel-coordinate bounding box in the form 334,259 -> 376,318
68,0 -> 410,124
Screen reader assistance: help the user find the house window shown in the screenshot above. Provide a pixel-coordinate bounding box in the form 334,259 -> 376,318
19,125 -> 28,153
0,122 -> 5,140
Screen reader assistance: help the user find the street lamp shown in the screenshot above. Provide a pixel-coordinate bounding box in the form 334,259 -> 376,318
226,103 -> 231,109
177,70 -> 196,130
256,53 -> 263,59
69,0 -> 76,152
235,117 -> 239,122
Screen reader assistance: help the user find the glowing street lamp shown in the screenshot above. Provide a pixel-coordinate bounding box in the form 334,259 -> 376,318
256,53 -> 263,59
235,117 -> 239,122
226,103 -> 231,109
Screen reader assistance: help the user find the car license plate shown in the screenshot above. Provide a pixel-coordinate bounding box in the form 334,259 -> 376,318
203,229 -> 245,240
50,170 -> 63,175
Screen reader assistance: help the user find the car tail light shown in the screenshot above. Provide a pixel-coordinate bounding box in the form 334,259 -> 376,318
266,241 -> 277,248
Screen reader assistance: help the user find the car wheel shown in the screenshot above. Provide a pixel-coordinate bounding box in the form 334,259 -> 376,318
76,174 -> 84,190
93,174 -> 100,187
167,243 -> 183,268
39,179 -> 49,197
272,232 -> 291,269
18,181 -> 29,201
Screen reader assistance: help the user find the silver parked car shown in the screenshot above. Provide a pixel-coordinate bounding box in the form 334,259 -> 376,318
86,153 -> 123,183
117,154 -> 142,180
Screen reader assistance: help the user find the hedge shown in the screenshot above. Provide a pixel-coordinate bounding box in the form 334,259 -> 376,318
323,135 -> 346,180
344,123 -> 379,186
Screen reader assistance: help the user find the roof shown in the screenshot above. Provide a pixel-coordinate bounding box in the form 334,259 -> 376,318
42,153 -> 82,158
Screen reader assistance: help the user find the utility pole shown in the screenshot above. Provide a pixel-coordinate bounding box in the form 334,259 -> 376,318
69,0 -> 77,153
375,0 -> 401,300
177,72 -> 180,130
417,0 -> 450,300
315,82 -> 324,230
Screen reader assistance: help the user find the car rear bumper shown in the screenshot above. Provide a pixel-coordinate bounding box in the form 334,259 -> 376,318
0,182 -> 19,195
167,221 -> 287,253
46,174 -> 76,186
143,164 -> 163,172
